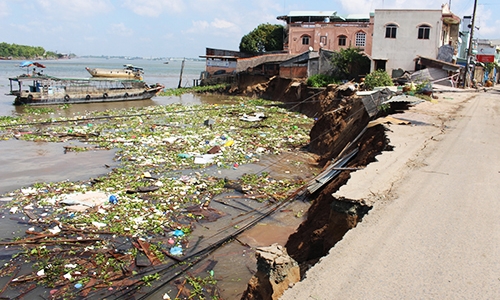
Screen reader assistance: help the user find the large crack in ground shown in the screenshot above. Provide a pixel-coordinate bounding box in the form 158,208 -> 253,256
0,76 -> 396,300
285,125 -> 389,269
232,76 -> 395,299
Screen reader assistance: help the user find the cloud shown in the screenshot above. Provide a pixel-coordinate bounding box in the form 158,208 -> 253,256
191,20 -> 210,31
35,0 -> 113,17
163,33 -> 174,39
0,1 -> 8,17
107,23 -> 134,37
339,0 -> 447,14
211,18 -> 235,29
9,23 -> 31,34
123,0 -> 185,17
184,18 -> 239,36
83,36 -> 98,42
473,5 -> 497,38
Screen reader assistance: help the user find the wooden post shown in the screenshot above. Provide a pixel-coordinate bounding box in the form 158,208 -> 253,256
178,58 -> 185,88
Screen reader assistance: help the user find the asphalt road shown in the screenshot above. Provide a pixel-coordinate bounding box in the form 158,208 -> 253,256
281,89 -> 500,299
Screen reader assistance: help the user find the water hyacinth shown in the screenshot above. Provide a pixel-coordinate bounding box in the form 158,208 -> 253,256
0,98 -> 315,297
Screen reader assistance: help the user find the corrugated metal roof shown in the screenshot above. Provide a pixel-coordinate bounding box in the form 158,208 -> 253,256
307,149 -> 359,194
236,54 -> 297,72
287,11 -> 337,17
199,55 -> 238,59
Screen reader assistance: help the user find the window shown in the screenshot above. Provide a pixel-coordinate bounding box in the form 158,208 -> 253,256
418,25 -> 430,39
320,36 -> 327,47
374,60 -> 387,71
338,35 -> 347,46
355,32 -> 366,47
385,24 -> 397,38
302,35 -> 310,45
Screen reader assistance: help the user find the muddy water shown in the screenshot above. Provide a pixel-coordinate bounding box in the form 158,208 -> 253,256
10,93 -> 234,117
146,198 -> 310,300
0,93 -> 317,299
214,201 -> 309,299
0,139 -> 117,196
140,152 -> 317,299
140,151 -> 317,299
0,93 -> 236,197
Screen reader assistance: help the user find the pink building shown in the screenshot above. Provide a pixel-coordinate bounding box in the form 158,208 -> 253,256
277,11 -> 373,56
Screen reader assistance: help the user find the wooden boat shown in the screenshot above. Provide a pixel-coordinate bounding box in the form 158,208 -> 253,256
85,64 -> 144,80
8,74 -> 164,106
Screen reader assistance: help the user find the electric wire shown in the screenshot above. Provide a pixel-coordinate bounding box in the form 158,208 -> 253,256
7,87 -> 375,298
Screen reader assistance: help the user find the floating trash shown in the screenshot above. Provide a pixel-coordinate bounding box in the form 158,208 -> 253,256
172,229 -> 184,237
170,246 -> 183,256
109,195 -> 118,204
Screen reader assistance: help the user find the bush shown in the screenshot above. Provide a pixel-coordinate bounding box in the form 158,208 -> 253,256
307,74 -> 337,87
331,47 -> 371,81
364,70 -> 393,90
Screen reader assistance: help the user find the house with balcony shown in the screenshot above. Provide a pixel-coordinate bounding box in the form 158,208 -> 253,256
371,4 -> 460,75
199,48 -> 246,76
277,11 -> 373,56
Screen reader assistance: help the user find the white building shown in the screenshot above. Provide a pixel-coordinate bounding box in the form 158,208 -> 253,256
371,4 -> 460,75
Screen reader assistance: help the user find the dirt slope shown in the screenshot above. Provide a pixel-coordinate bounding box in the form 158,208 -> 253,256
281,90 -> 500,299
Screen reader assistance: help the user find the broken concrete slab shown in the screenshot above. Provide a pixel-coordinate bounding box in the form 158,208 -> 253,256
241,244 -> 300,300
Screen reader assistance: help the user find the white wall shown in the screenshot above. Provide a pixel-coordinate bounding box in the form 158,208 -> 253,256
372,9 -> 443,74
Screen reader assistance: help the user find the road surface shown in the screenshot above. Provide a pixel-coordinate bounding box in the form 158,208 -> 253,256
281,89 -> 500,299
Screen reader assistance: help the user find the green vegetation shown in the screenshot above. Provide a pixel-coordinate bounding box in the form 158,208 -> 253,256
484,62 -> 498,80
331,48 -> 371,81
239,23 -> 284,54
307,74 -> 337,87
186,274 -> 219,299
159,84 -> 230,96
364,69 -> 394,90
307,48 -> 370,87
22,106 -> 56,115
485,62 -> 497,74
141,273 -> 161,286
0,42 -> 64,59
0,99 -> 313,298
415,80 -> 431,93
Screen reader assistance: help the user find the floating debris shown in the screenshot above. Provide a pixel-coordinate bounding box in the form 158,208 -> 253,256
0,98 -> 314,299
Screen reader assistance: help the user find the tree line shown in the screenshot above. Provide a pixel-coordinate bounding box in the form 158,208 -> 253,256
0,42 -> 60,59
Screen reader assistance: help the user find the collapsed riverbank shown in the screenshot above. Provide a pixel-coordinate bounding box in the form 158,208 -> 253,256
0,93 -> 316,299
0,76 -> 400,299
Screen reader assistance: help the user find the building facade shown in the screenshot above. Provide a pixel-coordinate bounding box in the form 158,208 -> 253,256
277,11 -> 373,56
371,4 -> 460,75
200,48 -> 251,75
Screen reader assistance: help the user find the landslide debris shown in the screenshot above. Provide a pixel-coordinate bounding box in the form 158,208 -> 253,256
0,98 -> 316,299
232,76 -> 392,281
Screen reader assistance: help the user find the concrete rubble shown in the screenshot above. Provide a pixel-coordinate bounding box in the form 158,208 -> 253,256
241,244 -> 300,300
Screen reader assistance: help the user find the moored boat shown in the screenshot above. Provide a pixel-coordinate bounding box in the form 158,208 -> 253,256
85,64 -> 144,80
8,74 -> 164,106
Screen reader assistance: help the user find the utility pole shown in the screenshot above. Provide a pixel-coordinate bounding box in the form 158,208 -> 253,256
463,0 -> 477,88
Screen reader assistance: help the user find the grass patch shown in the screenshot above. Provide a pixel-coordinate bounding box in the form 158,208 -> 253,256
160,84 -> 230,96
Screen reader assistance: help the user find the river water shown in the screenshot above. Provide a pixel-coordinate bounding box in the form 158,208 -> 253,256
0,57 -> 208,116
0,58 -> 226,195
0,58 -> 314,299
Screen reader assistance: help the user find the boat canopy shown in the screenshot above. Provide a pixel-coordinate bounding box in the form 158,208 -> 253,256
19,61 -> 46,68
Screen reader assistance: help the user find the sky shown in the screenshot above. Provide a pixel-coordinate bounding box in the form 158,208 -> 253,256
1,0 -> 499,59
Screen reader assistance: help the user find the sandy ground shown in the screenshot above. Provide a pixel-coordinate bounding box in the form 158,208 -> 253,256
281,88 -> 500,299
